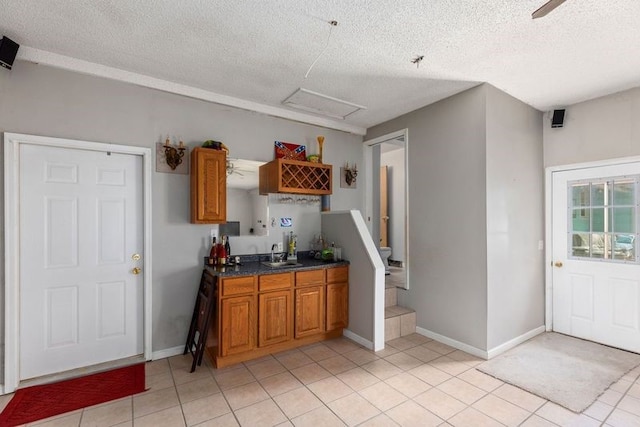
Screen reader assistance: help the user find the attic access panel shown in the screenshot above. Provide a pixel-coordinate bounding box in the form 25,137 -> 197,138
282,88 -> 366,120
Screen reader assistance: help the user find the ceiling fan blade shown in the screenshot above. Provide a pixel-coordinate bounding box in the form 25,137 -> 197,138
532,0 -> 566,19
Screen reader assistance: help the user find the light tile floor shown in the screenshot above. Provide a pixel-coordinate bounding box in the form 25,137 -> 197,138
3,334 -> 640,426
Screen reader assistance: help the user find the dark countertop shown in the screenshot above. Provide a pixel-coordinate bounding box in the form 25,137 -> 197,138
204,255 -> 349,277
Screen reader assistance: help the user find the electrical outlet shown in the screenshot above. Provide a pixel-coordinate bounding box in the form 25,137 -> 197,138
277,242 -> 283,252
210,229 -> 218,241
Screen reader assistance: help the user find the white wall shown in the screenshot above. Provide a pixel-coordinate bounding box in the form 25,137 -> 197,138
485,85 -> 544,350
381,148 -> 406,263
543,87 -> 640,167
0,61 -> 364,358
366,85 -> 490,351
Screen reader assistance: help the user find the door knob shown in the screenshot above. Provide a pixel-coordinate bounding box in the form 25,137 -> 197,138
132,253 -> 141,261
554,261 -> 563,268
132,267 -> 142,275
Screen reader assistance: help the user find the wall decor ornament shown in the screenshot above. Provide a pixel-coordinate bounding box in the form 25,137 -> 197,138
340,162 -> 357,189
156,137 -> 189,174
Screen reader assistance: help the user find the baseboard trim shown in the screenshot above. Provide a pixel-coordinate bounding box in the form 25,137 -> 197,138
416,327 -> 488,359
343,329 -> 374,350
486,325 -> 545,359
152,345 -> 184,361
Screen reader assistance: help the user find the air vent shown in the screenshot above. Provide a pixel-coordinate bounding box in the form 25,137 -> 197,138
282,88 -> 366,120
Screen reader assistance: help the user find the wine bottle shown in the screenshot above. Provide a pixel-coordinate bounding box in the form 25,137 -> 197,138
224,235 -> 231,261
218,236 -> 227,266
208,237 -> 217,265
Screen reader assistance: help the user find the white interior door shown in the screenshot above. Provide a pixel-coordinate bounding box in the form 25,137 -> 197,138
552,162 -> 640,353
19,144 -> 144,380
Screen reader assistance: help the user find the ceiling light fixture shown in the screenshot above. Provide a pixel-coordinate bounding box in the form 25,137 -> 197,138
304,20 -> 338,79
411,55 -> 425,68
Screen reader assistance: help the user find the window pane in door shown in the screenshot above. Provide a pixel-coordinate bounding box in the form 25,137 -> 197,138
572,184 -> 590,207
571,233 -> 590,257
591,233 -> 611,259
613,180 -> 635,205
614,234 -> 635,261
591,182 -> 611,206
613,207 -> 635,233
572,208 -> 590,232
592,208 -> 612,233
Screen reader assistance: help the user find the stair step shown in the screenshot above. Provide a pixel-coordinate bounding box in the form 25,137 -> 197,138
385,286 -> 397,307
385,305 -> 414,319
384,305 -> 416,342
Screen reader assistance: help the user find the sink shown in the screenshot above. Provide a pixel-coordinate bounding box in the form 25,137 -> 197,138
261,261 -> 302,268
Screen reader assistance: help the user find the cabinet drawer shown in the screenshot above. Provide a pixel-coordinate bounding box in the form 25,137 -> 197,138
326,266 -> 348,283
221,276 -> 256,296
259,272 -> 293,291
296,269 -> 325,286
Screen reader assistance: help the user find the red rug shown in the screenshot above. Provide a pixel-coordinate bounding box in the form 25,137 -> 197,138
0,363 -> 145,427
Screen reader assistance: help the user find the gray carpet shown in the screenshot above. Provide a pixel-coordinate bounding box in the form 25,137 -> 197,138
477,332 -> 640,412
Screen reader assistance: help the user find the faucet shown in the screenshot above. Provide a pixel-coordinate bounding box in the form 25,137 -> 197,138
271,244 -> 278,262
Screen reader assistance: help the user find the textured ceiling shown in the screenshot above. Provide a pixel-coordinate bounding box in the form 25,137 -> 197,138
2,0 -> 640,132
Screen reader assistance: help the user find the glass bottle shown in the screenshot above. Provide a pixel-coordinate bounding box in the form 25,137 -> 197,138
208,237 -> 217,266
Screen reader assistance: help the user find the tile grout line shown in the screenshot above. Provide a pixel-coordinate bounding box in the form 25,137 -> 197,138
601,374 -> 638,426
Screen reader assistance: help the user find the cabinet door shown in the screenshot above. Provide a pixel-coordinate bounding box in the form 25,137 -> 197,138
221,295 -> 255,356
259,290 -> 293,347
326,282 -> 349,331
295,286 -> 325,338
191,148 -> 226,223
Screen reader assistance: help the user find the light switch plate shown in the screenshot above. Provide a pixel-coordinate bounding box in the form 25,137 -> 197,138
277,242 -> 283,252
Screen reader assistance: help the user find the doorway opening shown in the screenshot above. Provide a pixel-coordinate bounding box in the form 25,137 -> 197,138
364,129 -> 409,290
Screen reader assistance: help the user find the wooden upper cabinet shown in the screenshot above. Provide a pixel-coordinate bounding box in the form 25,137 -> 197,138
259,159 -> 332,195
191,147 -> 226,223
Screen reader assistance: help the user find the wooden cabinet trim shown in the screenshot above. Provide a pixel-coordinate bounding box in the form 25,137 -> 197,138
259,272 -> 293,292
221,276 -> 256,297
326,266 -> 349,283
295,269 -> 325,286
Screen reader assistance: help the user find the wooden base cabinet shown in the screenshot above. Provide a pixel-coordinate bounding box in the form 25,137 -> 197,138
326,282 -> 349,331
220,295 -> 255,356
295,286 -> 325,338
211,265 -> 348,368
259,290 -> 293,347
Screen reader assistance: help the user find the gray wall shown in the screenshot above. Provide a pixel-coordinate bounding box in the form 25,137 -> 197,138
0,61 -> 364,355
543,87 -> 640,167
321,211 -> 381,347
366,85 -> 490,350
485,85 -> 544,349
380,148 -> 406,263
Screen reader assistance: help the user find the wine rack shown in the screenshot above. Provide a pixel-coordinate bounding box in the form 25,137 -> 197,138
259,159 -> 332,195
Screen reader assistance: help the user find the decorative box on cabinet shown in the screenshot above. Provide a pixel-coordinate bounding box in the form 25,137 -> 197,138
190,147 -> 227,223
259,158 -> 332,195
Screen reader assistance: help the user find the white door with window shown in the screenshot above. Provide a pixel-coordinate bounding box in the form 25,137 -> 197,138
552,161 -> 640,353
19,143 -> 144,380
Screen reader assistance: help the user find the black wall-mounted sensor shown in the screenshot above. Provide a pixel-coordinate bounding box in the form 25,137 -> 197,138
0,36 -> 20,70
551,109 -> 565,128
